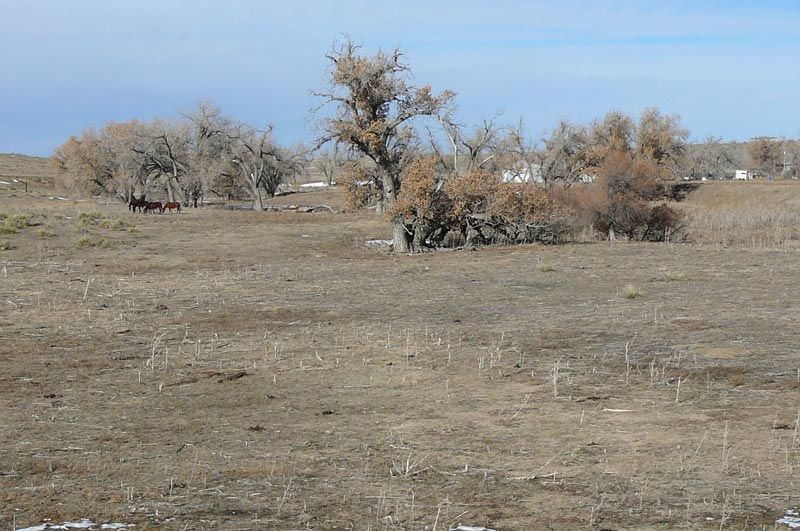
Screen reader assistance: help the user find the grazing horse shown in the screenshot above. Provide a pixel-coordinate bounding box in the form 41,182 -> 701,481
143,201 -> 163,214
129,196 -> 146,213
163,201 -> 182,214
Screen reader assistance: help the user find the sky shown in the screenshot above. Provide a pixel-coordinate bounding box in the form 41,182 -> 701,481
2,0 -> 800,156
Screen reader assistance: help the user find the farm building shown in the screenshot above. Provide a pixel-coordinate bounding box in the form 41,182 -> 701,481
501,163 -> 544,184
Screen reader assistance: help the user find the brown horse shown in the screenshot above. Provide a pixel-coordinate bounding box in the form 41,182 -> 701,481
163,201 -> 182,213
129,196 -> 146,213
143,201 -> 163,214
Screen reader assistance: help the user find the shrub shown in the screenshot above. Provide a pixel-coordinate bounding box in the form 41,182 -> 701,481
0,213 -> 34,234
98,218 -> 132,230
622,284 -> 643,299
76,236 -> 111,248
386,160 -> 567,250
78,211 -> 104,222
567,150 -> 684,241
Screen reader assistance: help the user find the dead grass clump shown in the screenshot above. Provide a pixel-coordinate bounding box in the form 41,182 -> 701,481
98,218 -> 133,230
78,211 -> 105,223
76,235 -> 112,249
538,261 -> 557,272
0,212 -> 34,234
0,239 -> 14,250
78,210 -> 106,231
37,227 -> 56,238
622,284 -> 643,299
700,365 -> 753,387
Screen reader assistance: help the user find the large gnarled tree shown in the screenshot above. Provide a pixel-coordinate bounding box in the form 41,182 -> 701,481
315,39 -> 455,252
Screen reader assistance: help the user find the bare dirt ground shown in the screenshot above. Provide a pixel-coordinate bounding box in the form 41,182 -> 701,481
3,187 -> 800,529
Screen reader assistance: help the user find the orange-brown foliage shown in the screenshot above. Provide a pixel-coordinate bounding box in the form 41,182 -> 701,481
566,149 -> 683,241
338,162 -> 379,212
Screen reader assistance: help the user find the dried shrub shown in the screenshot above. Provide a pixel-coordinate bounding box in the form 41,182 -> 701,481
567,150 -> 684,241
338,161 -> 381,212
76,236 -> 112,249
444,171 -> 565,247
0,213 -> 35,234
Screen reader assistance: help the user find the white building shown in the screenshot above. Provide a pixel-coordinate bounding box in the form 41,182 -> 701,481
501,164 -> 544,184
734,170 -> 753,180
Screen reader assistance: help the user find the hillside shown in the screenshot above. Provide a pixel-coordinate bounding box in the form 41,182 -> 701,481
0,152 -> 57,194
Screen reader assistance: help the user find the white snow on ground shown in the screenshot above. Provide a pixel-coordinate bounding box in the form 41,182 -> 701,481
366,239 -> 393,246
17,519 -> 135,531
0,181 -> 10,185
778,509 -> 800,528
299,181 -> 328,188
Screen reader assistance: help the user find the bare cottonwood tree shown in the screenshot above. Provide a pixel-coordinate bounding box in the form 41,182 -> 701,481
683,136 -> 739,180
53,121 -> 150,201
226,124 -> 304,210
747,136 -> 783,175
586,111 -> 636,166
636,107 -> 688,177
131,119 -> 192,203
314,38 -> 455,252
537,120 -> 591,186
783,139 -> 800,179
316,144 -> 341,186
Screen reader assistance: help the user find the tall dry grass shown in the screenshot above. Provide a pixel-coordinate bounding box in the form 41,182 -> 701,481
684,200 -> 800,246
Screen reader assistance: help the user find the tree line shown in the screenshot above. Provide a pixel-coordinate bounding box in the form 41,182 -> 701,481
53,102 -> 306,210
53,38 -> 796,252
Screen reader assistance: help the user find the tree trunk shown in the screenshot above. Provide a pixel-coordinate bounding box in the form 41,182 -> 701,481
393,220 -> 410,253
166,177 -> 176,203
254,191 -> 264,211
412,219 -> 427,251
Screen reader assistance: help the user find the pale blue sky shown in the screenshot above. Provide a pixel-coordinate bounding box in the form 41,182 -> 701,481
2,0 -> 800,155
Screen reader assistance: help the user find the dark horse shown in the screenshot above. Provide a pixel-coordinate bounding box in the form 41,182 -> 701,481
163,201 -> 182,214
129,195 -> 146,213
143,201 -> 163,214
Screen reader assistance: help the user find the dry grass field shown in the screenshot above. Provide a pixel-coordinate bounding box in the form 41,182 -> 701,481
4,165 -> 800,529
0,154 -> 56,195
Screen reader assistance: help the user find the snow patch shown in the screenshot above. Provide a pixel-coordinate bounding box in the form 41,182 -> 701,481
366,239 -> 393,247
299,181 -> 328,188
778,509 -> 800,528
0,180 -> 10,185
16,519 -> 135,531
